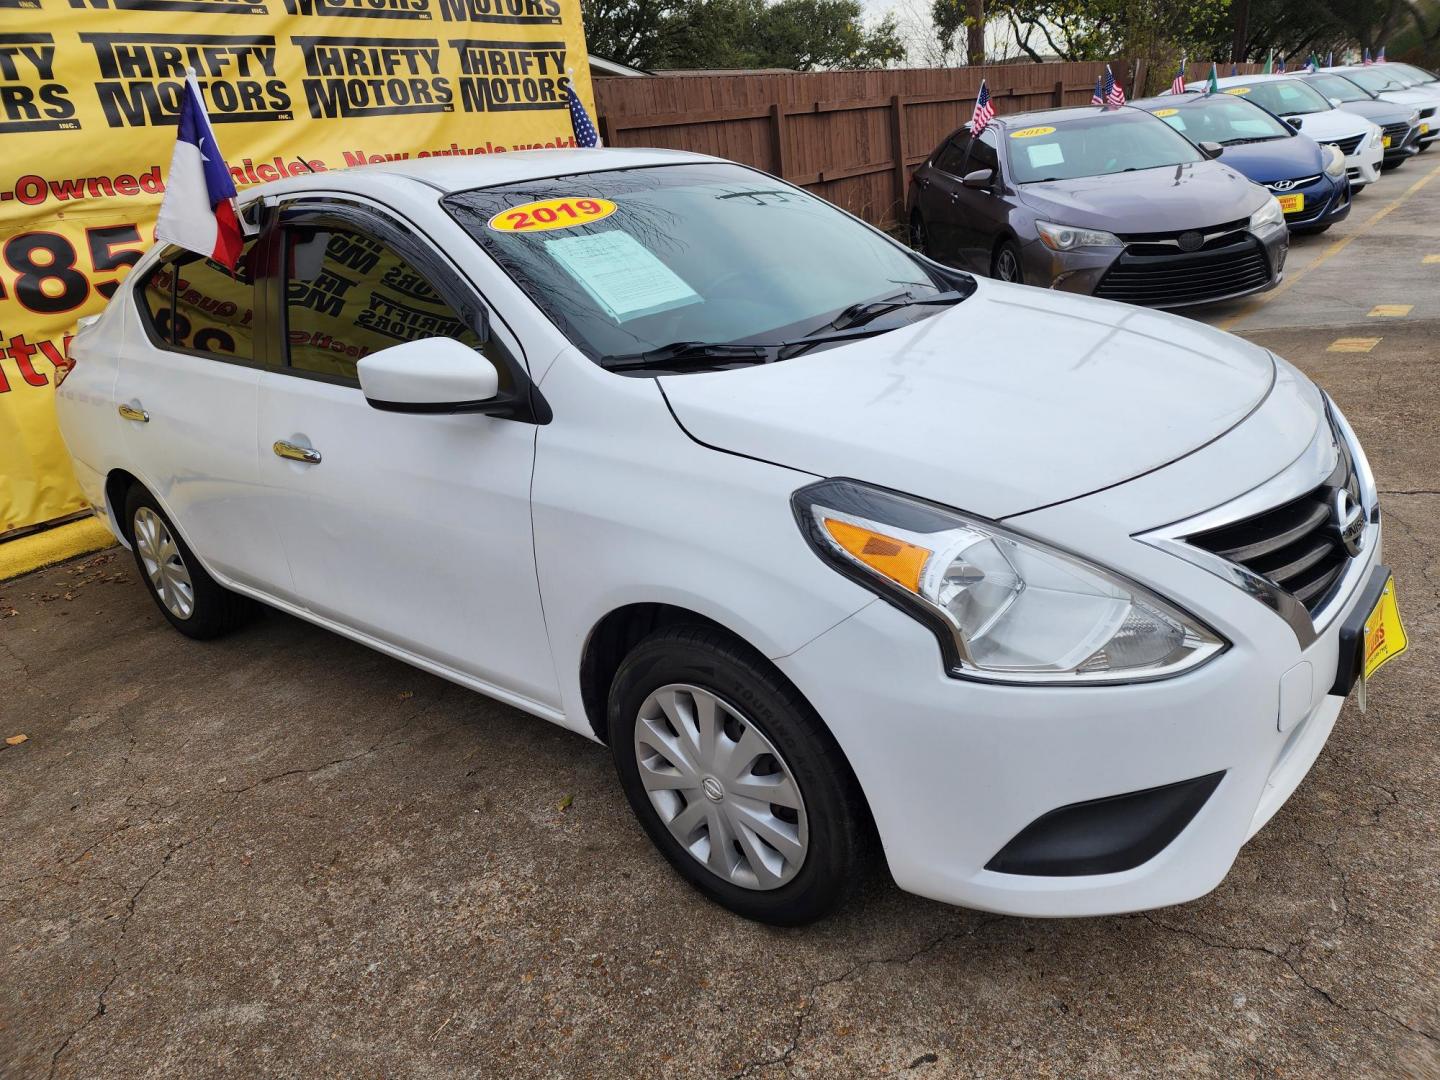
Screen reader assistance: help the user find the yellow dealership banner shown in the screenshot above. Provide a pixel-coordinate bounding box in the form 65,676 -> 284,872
0,0 -> 596,537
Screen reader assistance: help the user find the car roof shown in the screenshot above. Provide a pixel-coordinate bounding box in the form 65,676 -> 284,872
237,146 -> 720,203
1198,74 -> 1306,87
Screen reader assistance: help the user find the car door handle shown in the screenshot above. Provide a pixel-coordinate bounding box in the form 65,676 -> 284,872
117,403 -> 149,423
273,440 -> 321,465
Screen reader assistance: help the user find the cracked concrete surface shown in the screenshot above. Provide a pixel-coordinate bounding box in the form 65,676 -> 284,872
5,168 -> 1440,1078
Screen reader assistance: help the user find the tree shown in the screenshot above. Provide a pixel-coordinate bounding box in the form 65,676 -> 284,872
582,0 -> 904,70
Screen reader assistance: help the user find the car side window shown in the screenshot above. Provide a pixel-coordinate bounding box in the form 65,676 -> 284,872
966,131 -> 1000,178
137,241 -> 260,362
283,227 -> 484,383
935,135 -> 972,175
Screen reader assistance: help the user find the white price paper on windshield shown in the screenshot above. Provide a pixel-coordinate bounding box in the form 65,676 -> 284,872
543,230 -> 700,321
1026,143 -> 1065,168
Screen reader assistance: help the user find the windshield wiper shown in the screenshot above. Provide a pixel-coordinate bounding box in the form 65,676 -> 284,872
822,289 -> 966,333
598,340 -> 779,373
1221,136 -> 1287,145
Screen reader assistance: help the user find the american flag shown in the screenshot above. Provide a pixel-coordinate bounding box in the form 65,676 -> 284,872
1231,63 -> 1239,76
566,78 -> 602,147
971,79 -> 995,134
1363,47 -> 1374,65
1171,57 -> 1187,95
1276,55 -> 1286,73
1090,75 -> 1104,105
1378,45 -> 1386,62
1103,65 -> 1126,108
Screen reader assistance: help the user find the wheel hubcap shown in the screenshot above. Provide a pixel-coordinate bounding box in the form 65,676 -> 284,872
634,684 -> 808,891
132,507 -> 194,620
998,251 -> 1019,281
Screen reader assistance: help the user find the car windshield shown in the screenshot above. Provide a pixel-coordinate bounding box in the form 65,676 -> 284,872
1391,63 -> 1438,85
1343,68 -> 1413,94
1005,112 -> 1204,183
1147,95 -> 1292,142
1304,73 -> 1372,102
1224,79 -> 1332,116
444,162 -> 960,368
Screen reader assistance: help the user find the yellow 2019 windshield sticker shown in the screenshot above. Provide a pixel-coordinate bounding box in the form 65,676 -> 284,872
1224,87 -> 1251,95
1153,107 -> 1179,117
1009,126 -> 1056,139
488,198 -> 618,233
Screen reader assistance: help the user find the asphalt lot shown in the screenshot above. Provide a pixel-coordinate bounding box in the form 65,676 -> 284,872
4,160 -> 1440,1080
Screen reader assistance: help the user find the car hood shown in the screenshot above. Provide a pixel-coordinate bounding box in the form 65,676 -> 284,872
1377,88 -> 1440,110
1335,99 -> 1412,126
1014,161 -> 1268,232
659,282 -> 1278,519
1282,108 -> 1369,140
1210,137 -> 1326,183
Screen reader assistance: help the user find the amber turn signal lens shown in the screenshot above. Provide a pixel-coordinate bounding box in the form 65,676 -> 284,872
821,518 -> 931,593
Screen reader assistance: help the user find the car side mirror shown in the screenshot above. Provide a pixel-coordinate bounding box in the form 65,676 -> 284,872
1329,97 -> 1344,106
961,168 -> 995,189
1286,116 -> 1303,130
1198,140 -> 1224,158
358,336 -> 500,414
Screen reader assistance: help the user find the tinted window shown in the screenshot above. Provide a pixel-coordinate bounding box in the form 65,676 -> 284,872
136,243 -> 260,360
1226,79 -> 1331,115
967,130 -> 1000,175
284,227 -> 482,382
1006,113 -> 1204,183
1343,68 -> 1415,94
935,135 -> 972,174
444,162 -> 953,367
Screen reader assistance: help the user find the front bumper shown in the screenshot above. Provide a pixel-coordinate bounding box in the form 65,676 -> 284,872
1029,224 -> 1287,308
777,400 -> 1383,917
1277,175 -> 1351,232
1345,139 -> 1384,186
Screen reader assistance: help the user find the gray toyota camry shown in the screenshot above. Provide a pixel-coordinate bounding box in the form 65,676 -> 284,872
908,106 -> 1290,307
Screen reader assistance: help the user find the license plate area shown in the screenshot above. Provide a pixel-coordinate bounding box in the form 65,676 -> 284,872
1331,565 -> 1408,701
1277,193 -> 1305,214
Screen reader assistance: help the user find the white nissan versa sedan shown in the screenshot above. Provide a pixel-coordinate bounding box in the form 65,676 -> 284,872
56,149 -> 1405,926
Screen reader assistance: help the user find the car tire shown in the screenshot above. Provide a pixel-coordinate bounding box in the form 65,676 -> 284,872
608,624 -> 871,926
123,484 -> 254,640
909,210 -> 929,255
1293,224 -> 1332,236
992,240 -> 1025,284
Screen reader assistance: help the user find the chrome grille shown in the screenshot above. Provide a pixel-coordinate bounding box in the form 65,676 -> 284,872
1265,175 -> 1321,191
1328,134 -> 1366,156
1382,121 -> 1413,144
1185,452 -> 1360,614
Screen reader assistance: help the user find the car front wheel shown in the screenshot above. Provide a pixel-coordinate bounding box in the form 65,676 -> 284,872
608,625 -> 871,925
123,485 -> 254,639
993,240 -> 1025,284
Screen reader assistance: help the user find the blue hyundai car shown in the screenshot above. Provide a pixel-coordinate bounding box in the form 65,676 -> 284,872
1134,91 -> 1351,233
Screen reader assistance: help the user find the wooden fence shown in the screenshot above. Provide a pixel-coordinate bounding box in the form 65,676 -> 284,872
594,60 -> 1271,230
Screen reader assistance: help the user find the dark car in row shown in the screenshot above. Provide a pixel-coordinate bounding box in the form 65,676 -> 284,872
907,105 -> 1290,308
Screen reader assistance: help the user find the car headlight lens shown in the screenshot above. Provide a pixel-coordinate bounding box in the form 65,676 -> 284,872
793,479 -> 1226,684
1409,111 -> 1421,125
1035,220 -> 1122,251
1368,124 -> 1383,148
1250,197 -> 1286,230
1322,143 -> 1347,177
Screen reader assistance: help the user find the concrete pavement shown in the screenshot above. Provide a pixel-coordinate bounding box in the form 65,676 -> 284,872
3,160 -> 1439,1079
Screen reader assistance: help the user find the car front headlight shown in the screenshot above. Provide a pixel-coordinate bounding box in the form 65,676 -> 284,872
1250,196 -> 1286,230
1368,123 -> 1383,148
1322,143 -> 1347,177
793,479 -> 1226,684
1409,111 -> 1421,125
1035,220 -> 1122,251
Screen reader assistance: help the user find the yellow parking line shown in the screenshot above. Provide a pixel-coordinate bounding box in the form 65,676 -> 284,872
1327,337 -> 1382,353
1218,161 -> 1440,332
1368,304 -> 1413,317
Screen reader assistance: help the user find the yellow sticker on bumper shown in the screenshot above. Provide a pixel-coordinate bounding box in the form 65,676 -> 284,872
1363,577 -> 1408,681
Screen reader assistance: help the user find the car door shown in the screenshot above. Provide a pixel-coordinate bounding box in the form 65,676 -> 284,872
113,238 -> 291,591
917,133 -> 972,266
254,202 -> 559,709
947,129 -> 1012,274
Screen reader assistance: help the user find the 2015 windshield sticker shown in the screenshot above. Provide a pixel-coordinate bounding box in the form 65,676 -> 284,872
1224,87 -> 1251,95
488,198 -> 618,233
1008,126 -> 1056,139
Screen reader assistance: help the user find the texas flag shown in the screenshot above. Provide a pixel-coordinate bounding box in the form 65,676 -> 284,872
155,73 -> 243,269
